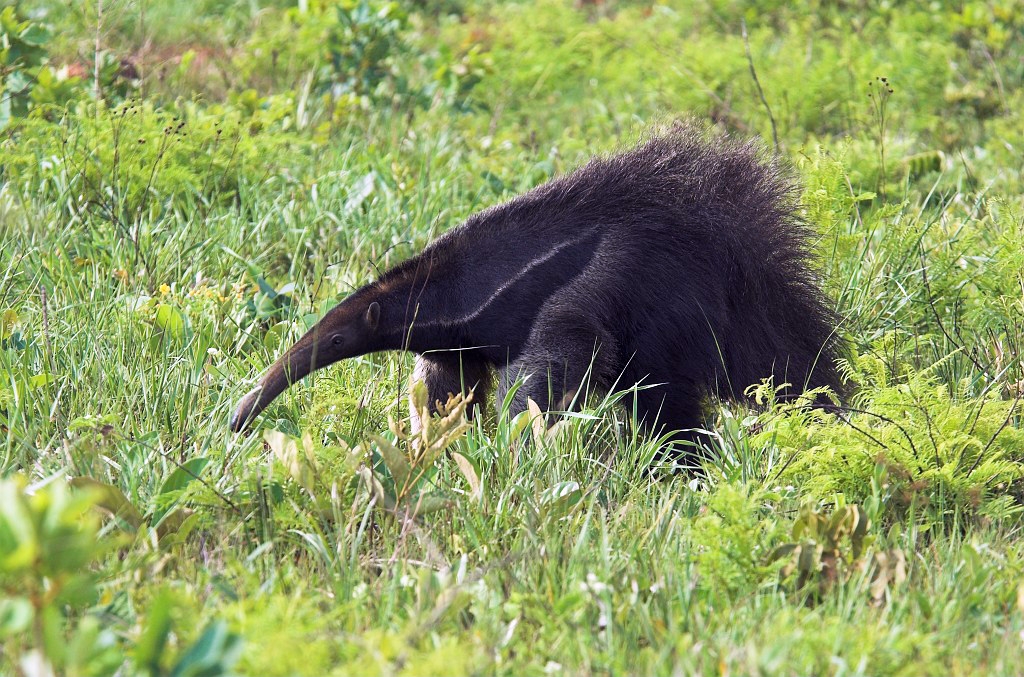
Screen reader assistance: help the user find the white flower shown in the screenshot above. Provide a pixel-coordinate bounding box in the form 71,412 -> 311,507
579,572 -> 610,594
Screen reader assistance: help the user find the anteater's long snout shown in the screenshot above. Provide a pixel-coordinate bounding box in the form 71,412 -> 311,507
229,302 -> 364,433
230,386 -> 267,433
229,335 -> 326,432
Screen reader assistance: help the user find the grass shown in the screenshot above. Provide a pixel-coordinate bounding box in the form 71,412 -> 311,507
1,0 -> 1023,674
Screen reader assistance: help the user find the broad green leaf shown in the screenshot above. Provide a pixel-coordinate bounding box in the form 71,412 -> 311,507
263,322 -> 292,352
451,452 -> 481,500
151,458 -> 208,527
0,477 -> 38,571
157,458 -> 210,498
6,70 -> 32,94
0,597 -> 32,636
28,373 -> 54,389
0,309 -> 18,340
539,481 -> 581,517
766,543 -> 799,563
253,293 -> 278,318
69,477 -> 144,530
157,510 -> 200,545
372,435 -> 412,493
169,620 -> 243,677
507,409 -> 532,444
301,313 -> 320,330
408,493 -> 450,517
154,304 -> 186,339
41,604 -> 65,666
19,23 -> 50,46
0,94 -> 10,131
135,589 -> 174,673
264,430 -> 316,493
256,276 -> 277,298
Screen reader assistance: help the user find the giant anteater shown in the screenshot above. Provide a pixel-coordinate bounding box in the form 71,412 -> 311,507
230,125 -> 845,460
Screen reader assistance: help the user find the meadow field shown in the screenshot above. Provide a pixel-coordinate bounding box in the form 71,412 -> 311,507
2,1 -> 1024,674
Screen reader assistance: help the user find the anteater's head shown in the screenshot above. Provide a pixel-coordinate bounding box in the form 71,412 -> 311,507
230,299 -> 381,432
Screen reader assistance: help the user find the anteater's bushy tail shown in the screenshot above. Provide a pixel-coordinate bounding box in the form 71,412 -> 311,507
657,123 -> 848,404
578,122 -> 849,404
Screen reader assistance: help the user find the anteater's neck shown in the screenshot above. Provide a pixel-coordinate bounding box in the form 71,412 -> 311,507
359,250 -> 468,355
361,226 -> 604,360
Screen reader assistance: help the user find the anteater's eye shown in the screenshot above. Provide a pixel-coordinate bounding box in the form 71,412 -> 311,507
331,335 -> 344,346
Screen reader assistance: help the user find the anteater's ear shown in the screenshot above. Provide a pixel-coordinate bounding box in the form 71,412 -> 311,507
365,301 -> 380,330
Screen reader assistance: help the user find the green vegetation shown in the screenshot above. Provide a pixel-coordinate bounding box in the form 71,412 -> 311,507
2,0 -> 1023,674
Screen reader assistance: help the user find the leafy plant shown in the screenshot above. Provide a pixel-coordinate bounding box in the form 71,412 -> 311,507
0,6 -> 78,129
365,379 -> 476,517
69,455 -> 208,549
1,307 -> 26,351
756,351 -> 1024,520
266,379 -> 478,521
325,1 -> 410,101
0,475 -> 121,676
689,482 -> 784,599
135,591 -> 243,677
767,501 -> 871,599
244,275 -> 295,327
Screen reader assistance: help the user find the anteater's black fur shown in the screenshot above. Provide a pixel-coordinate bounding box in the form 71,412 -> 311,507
231,125 -> 846,460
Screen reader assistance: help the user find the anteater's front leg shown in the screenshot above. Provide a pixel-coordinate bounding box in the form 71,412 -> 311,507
410,351 -> 491,433
496,310 -> 618,419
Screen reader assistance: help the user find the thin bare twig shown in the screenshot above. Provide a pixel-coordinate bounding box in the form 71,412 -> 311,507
93,0 -> 103,104
967,390 -> 1022,476
39,286 -> 53,372
39,285 -> 62,432
110,429 -> 243,514
919,255 -> 991,378
816,403 -> 922,470
741,19 -> 778,153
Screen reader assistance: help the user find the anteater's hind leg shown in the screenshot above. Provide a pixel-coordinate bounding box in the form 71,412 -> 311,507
496,312 -> 618,419
410,351 -> 491,433
626,385 -> 713,472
